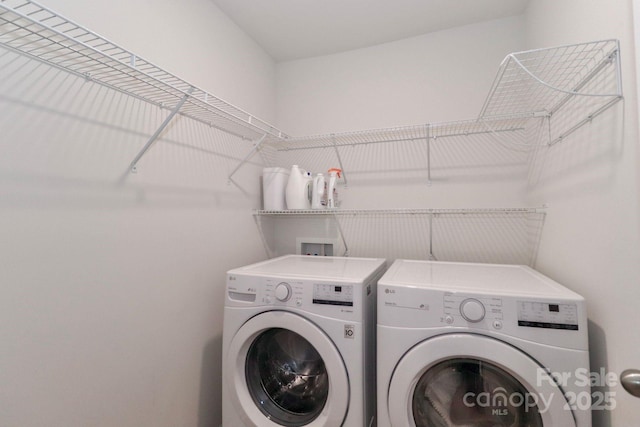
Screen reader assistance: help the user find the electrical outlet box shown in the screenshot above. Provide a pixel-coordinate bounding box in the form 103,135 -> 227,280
296,237 -> 338,256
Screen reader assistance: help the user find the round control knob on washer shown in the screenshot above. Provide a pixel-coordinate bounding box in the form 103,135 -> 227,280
275,282 -> 292,302
460,298 -> 485,323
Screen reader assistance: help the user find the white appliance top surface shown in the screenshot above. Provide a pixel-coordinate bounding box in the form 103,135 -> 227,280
380,259 -> 582,299
228,255 -> 386,282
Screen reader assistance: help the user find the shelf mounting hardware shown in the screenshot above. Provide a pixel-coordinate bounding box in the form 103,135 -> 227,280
331,212 -> 350,257
428,212 -> 437,261
227,133 -> 268,183
130,86 -> 194,173
425,124 -> 432,186
331,134 -> 348,187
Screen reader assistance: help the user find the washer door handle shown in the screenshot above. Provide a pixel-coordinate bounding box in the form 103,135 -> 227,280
621,369 -> 640,398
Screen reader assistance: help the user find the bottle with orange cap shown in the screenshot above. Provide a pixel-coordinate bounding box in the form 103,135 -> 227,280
327,168 -> 342,208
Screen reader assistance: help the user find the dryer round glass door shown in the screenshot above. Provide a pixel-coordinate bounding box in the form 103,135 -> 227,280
388,334 -> 577,427
245,328 -> 328,425
412,358 -> 542,426
226,311 -> 349,426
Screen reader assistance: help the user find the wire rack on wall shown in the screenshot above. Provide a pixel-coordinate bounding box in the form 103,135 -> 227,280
480,39 -> 623,145
263,117 -> 533,186
0,3 -> 621,178
0,0 -> 287,170
259,40 -> 623,181
254,208 -> 546,267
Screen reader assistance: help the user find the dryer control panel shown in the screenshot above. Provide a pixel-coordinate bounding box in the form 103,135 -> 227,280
225,273 -> 367,321
313,283 -> 354,307
517,301 -> 579,330
443,292 -> 504,329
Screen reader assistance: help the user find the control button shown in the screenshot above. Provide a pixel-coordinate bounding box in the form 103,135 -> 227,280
295,298 -> 303,307
264,296 -> 273,304
444,315 -> 454,325
460,298 -> 486,323
493,320 -> 503,330
275,282 -> 291,302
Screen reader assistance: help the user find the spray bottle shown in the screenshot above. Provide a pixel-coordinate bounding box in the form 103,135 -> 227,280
327,168 -> 342,209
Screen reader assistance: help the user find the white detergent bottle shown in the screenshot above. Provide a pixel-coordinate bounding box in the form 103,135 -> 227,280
285,165 -> 312,210
311,173 -> 326,209
327,168 -> 342,208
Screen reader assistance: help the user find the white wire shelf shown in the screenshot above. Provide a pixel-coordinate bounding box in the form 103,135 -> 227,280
254,207 -> 546,266
0,0 -> 286,142
0,2 -> 622,177
262,116 -> 533,186
479,39 -> 622,143
254,207 -> 544,216
265,116 -> 529,151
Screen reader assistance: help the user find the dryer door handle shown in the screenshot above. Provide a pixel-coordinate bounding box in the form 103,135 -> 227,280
621,369 -> 640,398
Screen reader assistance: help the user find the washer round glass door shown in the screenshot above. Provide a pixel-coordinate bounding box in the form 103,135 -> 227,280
246,328 -> 328,425
388,334 -> 577,427
226,311 -> 349,426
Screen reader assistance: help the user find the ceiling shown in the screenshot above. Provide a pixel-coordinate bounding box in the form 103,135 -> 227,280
211,0 -> 531,62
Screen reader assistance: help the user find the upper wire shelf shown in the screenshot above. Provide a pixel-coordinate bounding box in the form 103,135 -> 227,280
254,207 -> 544,216
0,0 -> 287,141
479,39 -> 622,121
0,2 -> 622,173
266,116 -> 530,152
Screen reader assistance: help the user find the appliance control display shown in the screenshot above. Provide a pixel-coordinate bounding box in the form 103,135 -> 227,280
444,293 -> 503,324
274,282 -> 292,302
313,283 -> 353,306
517,301 -> 578,330
460,298 -> 486,323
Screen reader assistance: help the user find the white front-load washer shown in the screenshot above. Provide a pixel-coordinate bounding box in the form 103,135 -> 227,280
223,255 -> 386,427
377,259 -> 591,427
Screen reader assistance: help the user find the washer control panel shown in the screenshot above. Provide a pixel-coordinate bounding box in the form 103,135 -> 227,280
313,283 -> 354,307
517,301 -> 579,330
444,292 -> 503,328
460,298 -> 486,322
227,275 -> 359,316
274,282 -> 292,302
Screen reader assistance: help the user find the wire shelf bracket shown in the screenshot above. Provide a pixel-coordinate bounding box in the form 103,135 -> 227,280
130,86 -> 194,173
227,133 -> 268,183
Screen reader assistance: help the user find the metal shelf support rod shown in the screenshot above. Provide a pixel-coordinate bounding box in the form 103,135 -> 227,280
227,133 -> 268,182
426,124 -> 432,185
130,86 -> 194,172
548,95 -> 623,146
331,212 -> 350,257
428,213 -> 437,261
331,134 -> 348,187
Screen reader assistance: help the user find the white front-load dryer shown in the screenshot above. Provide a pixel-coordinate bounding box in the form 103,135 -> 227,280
377,259 -> 591,427
223,255 -> 386,427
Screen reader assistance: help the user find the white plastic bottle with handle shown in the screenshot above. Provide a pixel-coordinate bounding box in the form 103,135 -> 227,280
311,173 -> 326,209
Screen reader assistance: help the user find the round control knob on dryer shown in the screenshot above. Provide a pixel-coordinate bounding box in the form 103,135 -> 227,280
275,282 -> 292,302
460,298 -> 485,323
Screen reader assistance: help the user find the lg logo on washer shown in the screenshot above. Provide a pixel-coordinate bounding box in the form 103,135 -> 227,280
382,287 -> 430,311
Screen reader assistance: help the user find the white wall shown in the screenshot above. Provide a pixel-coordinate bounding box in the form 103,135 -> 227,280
0,1 -> 276,426
524,1 -> 640,426
277,15 -> 526,135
